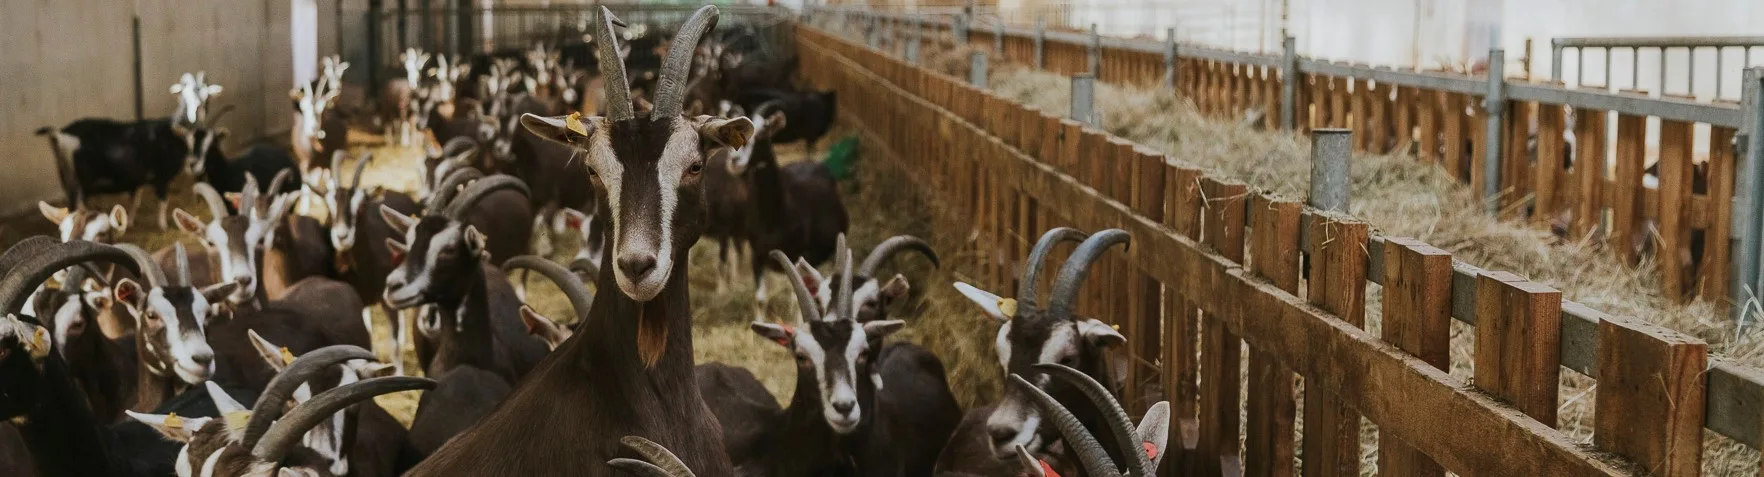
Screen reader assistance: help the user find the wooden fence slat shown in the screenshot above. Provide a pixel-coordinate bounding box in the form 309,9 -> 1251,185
1165,165 -> 1205,467
1244,194 -> 1300,477
1534,104 -> 1566,227
1504,100 -> 1535,214
1129,148 -> 1167,411
1330,76 -> 1349,129
1417,89 -> 1438,163
1470,100 -> 1489,199
1378,237 -> 1453,476
1474,271 -> 1563,426
1573,108 -> 1607,239
1657,118 -> 1692,301
1370,80 -> 1389,154
1302,214 -> 1369,477
1442,93 -> 1465,179
1613,113 -> 1646,264
1593,316 -> 1707,476
1198,178 -> 1247,476
1703,126 -> 1737,299
1351,79 -> 1369,152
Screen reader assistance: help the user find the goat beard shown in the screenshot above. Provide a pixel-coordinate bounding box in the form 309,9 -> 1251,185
636,300 -> 668,369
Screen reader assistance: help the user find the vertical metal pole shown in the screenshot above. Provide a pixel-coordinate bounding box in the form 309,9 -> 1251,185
1550,42 -> 1563,82
1033,18 -> 1045,70
971,52 -> 989,88
1280,36 -> 1298,131
1738,67 -> 1764,323
1483,45 -> 1507,215
1309,129 -> 1354,212
954,15 -> 967,45
1088,23 -> 1101,76
995,18 -> 1005,55
1071,74 -> 1096,125
1163,27 -> 1177,91
907,14 -> 921,63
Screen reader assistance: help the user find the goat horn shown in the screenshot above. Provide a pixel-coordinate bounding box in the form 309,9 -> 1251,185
443,175 -> 530,221
440,136 -> 480,160
350,152 -> 374,191
569,257 -> 600,280
1047,229 -> 1131,316
172,243 -> 190,288
112,244 -> 169,289
611,436 -> 696,477
1007,374 -> 1121,477
250,376 -> 435,465
77,263 -> 112,288
502,256 -> 594,324
834,234 -> 853,322
858,235 -> 939,277
0,236 -> 59,279
594,7 -> 633,121
191,182 -> 230,219
652,5 -> 720,119
242,345 -> 376,448
1018,227 -> 1087,309
1033,363 -> 1151,473
769,250 -> 818,325
0,240 -> 141,315
427,167 -> 484,211
264,168 -> 294,215
204,104 -> 235,128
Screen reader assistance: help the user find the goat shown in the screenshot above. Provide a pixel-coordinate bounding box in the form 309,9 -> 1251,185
381,49 -> 427,146
26,263 -> 136,423
39,202 -> 130,244
559,207 -> 608,280
169,71 -> 224,128
703,145 -> 751,287
432,170 -> 535,265
243,333 -> 414,477
732,109 -> 849,321
405,7 -> 753,475
938,228 -> 1132,475
167,180 -> 294,306
113,243 -> 241,412
193,132 -> 304,200
735,89 -> 838,154
1005,364 -> 1170,477
291,82 -> 347,186
127,345 -> 433,477
798,235 -> 939,323
36,111 -> 224,230
317,151 -> 425,373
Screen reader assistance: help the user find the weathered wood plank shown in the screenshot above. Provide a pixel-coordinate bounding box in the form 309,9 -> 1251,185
1302,214 -> 1368,477
1198,178 -> 1247,476
1703,126 -> 1736,299
1244,194 -> 1300,477
1475,271 -> 1563,426
1593,315 -> 1707,476
1378,237 -> 1453,476
1573,108 -> 1607,239
1613,113 -> 1646,264
1534,103 -> 1566,227
1656,118 -> 1692,301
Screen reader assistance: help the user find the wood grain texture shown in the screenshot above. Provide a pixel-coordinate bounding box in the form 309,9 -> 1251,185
1474,271 -> 1563,426
1594,316 -> 1707,477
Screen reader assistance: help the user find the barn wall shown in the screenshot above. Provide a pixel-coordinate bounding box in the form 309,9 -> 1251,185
0,0 -> 294,218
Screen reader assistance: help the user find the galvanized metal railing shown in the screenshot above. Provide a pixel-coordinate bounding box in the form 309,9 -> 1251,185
1551,36 -> 1764,101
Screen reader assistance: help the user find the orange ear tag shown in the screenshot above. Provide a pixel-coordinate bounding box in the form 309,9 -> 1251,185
565,112 -> 588,136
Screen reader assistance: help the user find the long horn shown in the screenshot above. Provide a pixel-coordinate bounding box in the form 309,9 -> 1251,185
0,236 -> 59,276
191,182 -> 230,219
112,244 -> 170,289
440,136 -> 480,160
0,241 -> 141,315
428,167 -> 485,211
834,234 -> 853,321
1007,375 -> 1120,477
594,7 -> 633,121
204,104 -> 236,128
443,175 -> 530,220
857,235 -> 939,277
249,376 -> 436,465
264,168 -> 294,214
1034,363 -> 1151,473
241,345 -> 376,448
1047,229 -> 1131,316
172,243 -> 191,288
502,256 -> 594,323
350,152 -> 374,191
769,250 -> 818,325
652,5 -> 721,118
1018,228 -> 1087,308
607,436 -> 696,477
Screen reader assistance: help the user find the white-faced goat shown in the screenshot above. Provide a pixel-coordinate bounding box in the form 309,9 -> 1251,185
170,71 -> 225,128
939,228 -> 1133,476
38,202 -> 130,244
730,108 -> 848,322
241,333 -> 414,477
36,104 -> 229,230
798,234 -> 939,323
167,180 -> 295,306
316,151 -> 424,372
404,7 -> 753,475
113,243 -> 240,412
127,345 -> 432,477
1004,364 -> 1170,477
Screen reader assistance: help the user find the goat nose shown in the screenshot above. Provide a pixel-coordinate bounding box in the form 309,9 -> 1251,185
617,253 -> 657,279
832,400 -> 855,415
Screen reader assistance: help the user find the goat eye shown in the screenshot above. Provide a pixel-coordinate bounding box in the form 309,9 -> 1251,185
686,160 -> 704,176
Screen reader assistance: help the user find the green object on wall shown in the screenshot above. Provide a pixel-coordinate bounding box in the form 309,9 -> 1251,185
822,136 -> 861,181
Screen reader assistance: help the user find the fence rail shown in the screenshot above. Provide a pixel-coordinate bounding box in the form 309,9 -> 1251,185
808,6 -> 1764,320
794,16 -> 1764,475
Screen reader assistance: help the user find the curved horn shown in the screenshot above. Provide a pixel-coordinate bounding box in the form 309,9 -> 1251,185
112,244 -> 169,289
834,234 -> 853,321
608,436 -> 696,477
769,250 -> 818,325
502,256 -> 594,324
428,167 -> 484,211
594,7 -> 633,121
569,257 -> 600,280
1047,229 -> 1131,316
1018,227 -> 1087,308
264,168 -> 294,213
191,182 -> 230,219
443,175 -> 530,220
172,243 -> 191,288
204,104 -> 235,128
242,345 -> 376,448
350,152 -> 374,191
858,235 -> 939,277
1007,374 -> 1120,477
652,5 -> 721,118
440,136 -> 480,160
1034,363 -> 1151,473
0,241 -> 142,315
249,376 -> 436,464
0,236 -> 59,276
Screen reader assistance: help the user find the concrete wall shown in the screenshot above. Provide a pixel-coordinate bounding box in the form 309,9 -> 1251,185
0,0 -> 294,218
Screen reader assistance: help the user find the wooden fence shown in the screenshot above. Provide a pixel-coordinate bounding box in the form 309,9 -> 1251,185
813,8 -> 1764,311
793,20 -> 1764,476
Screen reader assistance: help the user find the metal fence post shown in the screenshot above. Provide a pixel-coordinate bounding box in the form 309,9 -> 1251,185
1550,41 -> 1564,82
954,15 -> 968,45
995,18 -> 1005,55
1033,18 -> 1046,70
906,14 -> 921,63
971,52 -> 990,88
1483,45 -> 1507,216
1088,23 -> 1101,76
1163,27 -> 1177,91
1281,36 -> 1298,131
1310,128 -> 1354,212
1071,74 -> 1096,125
1738,67 -> 1764,324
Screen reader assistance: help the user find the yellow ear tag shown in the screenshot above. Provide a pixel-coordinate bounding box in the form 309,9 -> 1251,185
164,413 -> 184,429
279,347 -> 295,365
224,411 -> 252,433
997,298 -> 1018,318
565,112 -> 587,136
1112,323 -> 1121,331
27,327 -> 52,360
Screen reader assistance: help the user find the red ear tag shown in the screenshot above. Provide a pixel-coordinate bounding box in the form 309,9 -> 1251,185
774,325 -> 795,347
1040,460 -> 1059,477
1142,441 -> 1158,460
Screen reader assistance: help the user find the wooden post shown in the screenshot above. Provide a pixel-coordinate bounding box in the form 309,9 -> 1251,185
1198,178 -> 1247,476
1474,271 -> 1563,426
1504,100 -> 1534,215
1573,108 -> 1607,239
1418,89 -> 1439,163
1533,103 -> 1565,227
1244,194 -> 1300,477
1442,93 -> 1466,180
1613,113 -> 1646,264
1593,315 -> 1707,476
1350,79 -> 1370,152
1658,118 -> 1693,301
1301,214 -> 1369,477
1164,165 -> 1205,468
1377,237 -> 1453,476
1704,125 -> 1738,300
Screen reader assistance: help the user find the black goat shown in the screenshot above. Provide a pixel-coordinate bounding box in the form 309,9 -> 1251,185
36,116 -> 220,230
735,89 -> 837,154
194,135 -> 304,201
733,109 -> 849,321
243,332 -> 416,477
1004,364 -> 1171,477
406,7 -> 752,475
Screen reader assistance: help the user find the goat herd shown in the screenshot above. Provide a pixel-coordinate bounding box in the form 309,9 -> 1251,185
2,6 -> 1170,477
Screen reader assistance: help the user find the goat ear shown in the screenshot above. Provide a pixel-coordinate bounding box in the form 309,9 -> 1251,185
38,202 -> 69,225
696,116 -> 754,150
1076,318 -> 1126,348
113,278 -> 147,312
561,208 -> 589,231
108,204 -> 130,233
349,361 -> 396,379
204,381 -> 248,415
762,111 -> 788,138
125,411 -> 208,443
245,329 -> 290,372
952,282 -> 1009,322
379,205 -> 416,236
519,113 -> 593,146
224,193 -> 246,214
794,258 -> 826,300
519,305 -> 571,350
750,322 -> 795,348
172,209 -> 206,235
385,239 -> 407,266
462,226 -> 488,256
862,320 -> 906,340
200,281 -> 241,308
1136,401 -> 1172,470
879,274 -> 911,302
